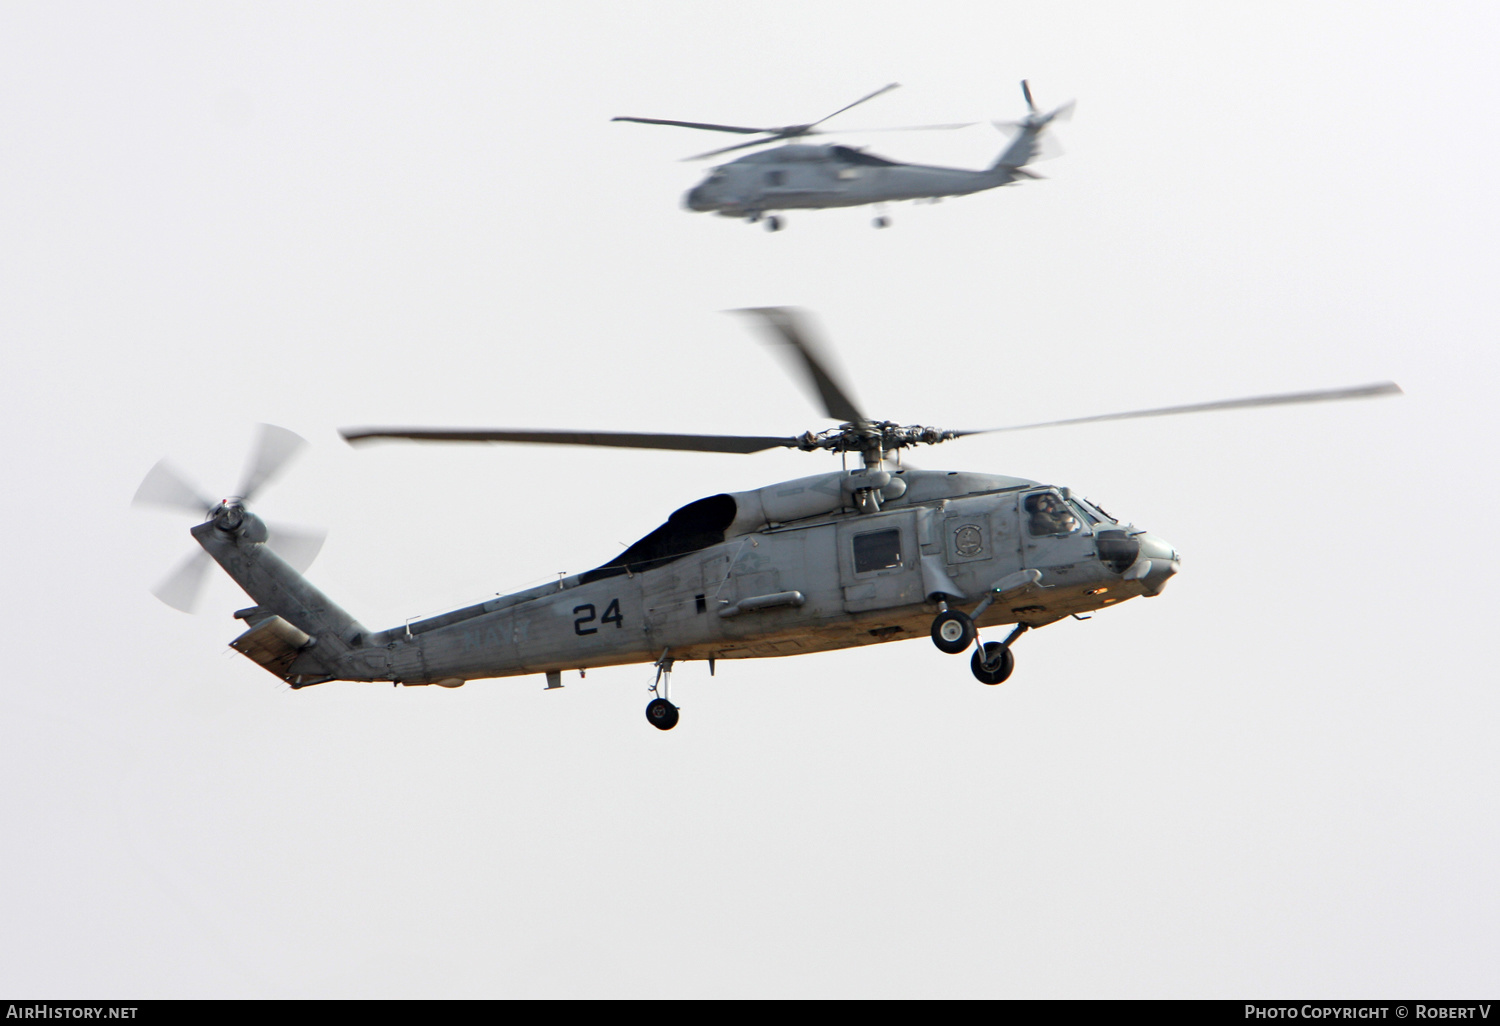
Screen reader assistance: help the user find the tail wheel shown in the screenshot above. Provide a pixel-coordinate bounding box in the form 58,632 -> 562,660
970,642 -> 1015,685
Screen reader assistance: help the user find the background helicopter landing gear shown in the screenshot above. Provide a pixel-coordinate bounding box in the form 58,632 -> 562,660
646,697 -> 679,730
930,609 -> 976,654
872,215 -> 890,229
645,650 -> 679,730
764,215 -> 783,232
970,643 -> 1015,685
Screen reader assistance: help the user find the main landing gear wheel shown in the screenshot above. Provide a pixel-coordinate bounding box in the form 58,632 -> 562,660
646,697 -> 680,731
873,215 -> 890,229
970,642 -> 1015,685
764,215 -> 783,232
930,610 -> 976,654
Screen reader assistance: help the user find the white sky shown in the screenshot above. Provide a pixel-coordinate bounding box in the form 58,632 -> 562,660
2,1 -> 1496,998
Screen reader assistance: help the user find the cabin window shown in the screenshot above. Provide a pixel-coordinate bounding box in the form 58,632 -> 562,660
853,528 -> 902,573
765,170 -> 786,186
837,168 -> 862,180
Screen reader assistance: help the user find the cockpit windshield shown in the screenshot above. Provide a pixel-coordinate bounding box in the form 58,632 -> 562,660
1024,491 -> 1080,537
1078,497 -> 1116,523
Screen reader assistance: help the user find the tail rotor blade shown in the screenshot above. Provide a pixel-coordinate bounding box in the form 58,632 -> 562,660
264,522 -> 327,574
133,459 -> 214,515
236,424 -> 307,503
152,550 -> 213,613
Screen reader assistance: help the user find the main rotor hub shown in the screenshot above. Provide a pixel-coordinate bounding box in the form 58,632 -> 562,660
795,422 -> 958,462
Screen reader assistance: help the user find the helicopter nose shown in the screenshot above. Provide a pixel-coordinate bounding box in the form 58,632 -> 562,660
684,185 -> 712,211
1128,532 -> 1181,596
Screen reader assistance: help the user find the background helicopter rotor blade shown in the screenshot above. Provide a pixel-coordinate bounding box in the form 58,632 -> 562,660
151,550 -> 213,613
809,82 -> 901,128
610,116 -> 770,135
340,427 -> 800,455
621,83 -> 905,160
832,122 -> 980,133
684,135 -> 785,161
734,307 -> 868,427
235,423 -> 307,503
132,459 -> 215,516
956,382 -> 1403,437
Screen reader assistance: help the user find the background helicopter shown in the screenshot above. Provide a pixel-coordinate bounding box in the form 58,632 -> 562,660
615,81 -> 1071,230
134,309 -> 1398,731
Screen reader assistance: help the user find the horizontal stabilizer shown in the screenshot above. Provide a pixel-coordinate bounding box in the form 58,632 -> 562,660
230,614 -> 315,682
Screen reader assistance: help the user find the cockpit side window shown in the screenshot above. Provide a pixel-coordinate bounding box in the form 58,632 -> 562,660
1024,491 -> 1080,537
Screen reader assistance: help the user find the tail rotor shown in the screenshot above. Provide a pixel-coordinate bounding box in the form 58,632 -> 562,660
132,425 -> 326,612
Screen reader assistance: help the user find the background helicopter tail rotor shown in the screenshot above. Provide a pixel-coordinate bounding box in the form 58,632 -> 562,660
133,425 -> 326,613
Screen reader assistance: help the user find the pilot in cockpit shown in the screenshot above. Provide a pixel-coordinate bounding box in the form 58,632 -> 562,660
1025,492 -> 1079,536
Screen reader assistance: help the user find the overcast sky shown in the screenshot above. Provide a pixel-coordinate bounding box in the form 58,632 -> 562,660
2,2 -> 1496,998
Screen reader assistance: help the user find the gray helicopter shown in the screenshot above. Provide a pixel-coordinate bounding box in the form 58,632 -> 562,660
615,82 -> 1072,230
135,309 -> 1399,731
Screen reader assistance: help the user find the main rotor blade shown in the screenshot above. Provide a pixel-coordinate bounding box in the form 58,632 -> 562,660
340,427 -> 800,455
152,550 -> 212,613
611,116 -> 770,135
834,122 -> 980,133
1021,80 -> 1036,113
236,424 -> 307,504
684,135 -> 782,161
810,82 -> 901,128
133,459 -> 214,515
734,307 -> 867,427
958,382 -> 1403,437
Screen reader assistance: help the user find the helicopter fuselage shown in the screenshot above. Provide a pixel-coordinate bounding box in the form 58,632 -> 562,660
684,145 -> 1025,218
203,467 -> 1178,689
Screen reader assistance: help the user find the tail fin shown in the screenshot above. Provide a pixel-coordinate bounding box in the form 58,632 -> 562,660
989,80 -> 1074,173
192,511 -> 369,686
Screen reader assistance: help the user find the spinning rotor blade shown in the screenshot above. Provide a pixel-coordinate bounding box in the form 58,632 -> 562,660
834,122 -> 980,133
957,382 -> 1404,437
810,82 -> 901,128
734,307 -> 867,427
152,550 -> 213,613
236,424 -> 307,503
622,84 -> 904,161
1021,80 -> 1036,113
685,135 -> 786,161
265,522 -> 327,574
340,427 -> 799,455
132,459 -> 214,515
611,116 -> 770,135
